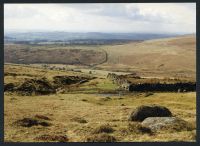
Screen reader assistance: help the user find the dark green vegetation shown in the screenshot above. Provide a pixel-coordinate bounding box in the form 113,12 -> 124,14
4,46 -> 107,66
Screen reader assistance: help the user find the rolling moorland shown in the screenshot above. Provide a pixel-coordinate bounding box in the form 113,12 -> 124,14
4,33 -> 196,142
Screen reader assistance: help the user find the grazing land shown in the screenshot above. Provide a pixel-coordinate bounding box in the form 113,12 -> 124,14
4,34 -> 196,142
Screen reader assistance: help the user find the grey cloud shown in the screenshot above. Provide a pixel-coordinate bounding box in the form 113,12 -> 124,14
70,4 -> 173,24
4,5 -> 39,18
4,3 -> 196,34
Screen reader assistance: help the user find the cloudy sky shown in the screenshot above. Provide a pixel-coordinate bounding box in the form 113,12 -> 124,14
4,3 -> 196,34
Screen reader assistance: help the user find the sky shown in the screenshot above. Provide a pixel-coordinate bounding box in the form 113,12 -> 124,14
4,3 -> 196,34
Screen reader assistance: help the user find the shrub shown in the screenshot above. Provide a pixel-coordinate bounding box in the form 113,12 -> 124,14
86,133 -> 116,142
92,124 -> 115,134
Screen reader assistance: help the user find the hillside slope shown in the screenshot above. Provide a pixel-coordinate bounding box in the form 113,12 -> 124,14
4,46 -> 107,66
98,35 -> 196,78
4,35 -> 196,78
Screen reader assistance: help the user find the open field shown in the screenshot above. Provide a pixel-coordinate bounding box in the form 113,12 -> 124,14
4,63 -> 196,142
4,92 -> 196,142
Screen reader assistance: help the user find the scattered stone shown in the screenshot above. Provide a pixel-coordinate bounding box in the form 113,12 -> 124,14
141,117 -> 193,132
128,105 -> 172,122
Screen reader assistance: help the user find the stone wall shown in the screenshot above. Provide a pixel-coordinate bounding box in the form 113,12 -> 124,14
129,82 -> 196,92
107,73 -> 196,92
107,73 -> 131,90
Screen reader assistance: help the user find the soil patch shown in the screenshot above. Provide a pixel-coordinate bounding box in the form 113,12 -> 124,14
16,78 -> 56,95
13,117 -> 52,127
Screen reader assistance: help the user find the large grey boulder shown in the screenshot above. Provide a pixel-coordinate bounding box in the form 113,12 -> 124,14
128,105 -> 172,122
141,117 -> 193,132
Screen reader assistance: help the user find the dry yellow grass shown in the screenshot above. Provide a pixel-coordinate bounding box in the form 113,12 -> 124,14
4,63 -> 88,84
4,92 -> 196,142
4,64 -> 196,142
98,35 -> 196,79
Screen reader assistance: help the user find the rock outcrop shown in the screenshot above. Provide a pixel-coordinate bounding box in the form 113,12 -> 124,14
128,105 -> 172,122
141,117 -> 193,132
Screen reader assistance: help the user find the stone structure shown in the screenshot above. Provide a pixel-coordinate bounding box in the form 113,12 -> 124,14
107,73 -> 196,92
129,82 -> 196,92
107,73 -> 131,90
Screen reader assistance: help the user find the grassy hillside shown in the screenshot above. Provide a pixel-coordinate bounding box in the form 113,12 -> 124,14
98,35 -> 196,78
4,46 -> 107,66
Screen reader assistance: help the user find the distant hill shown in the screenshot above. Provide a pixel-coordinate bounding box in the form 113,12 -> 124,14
4,46 -> 107,66
4,34 -> 195,79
